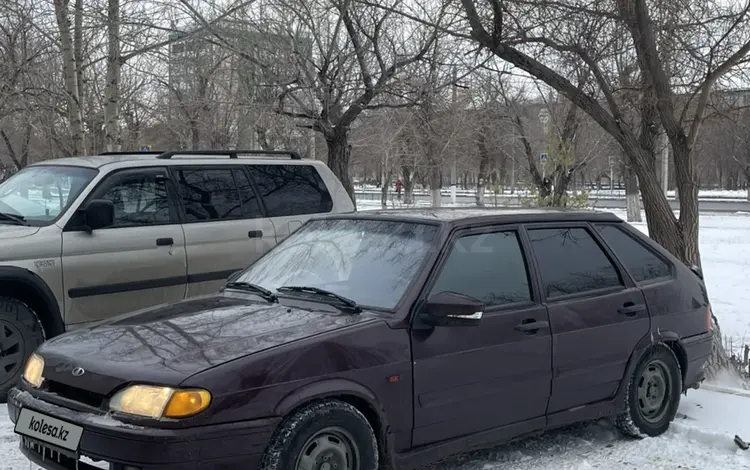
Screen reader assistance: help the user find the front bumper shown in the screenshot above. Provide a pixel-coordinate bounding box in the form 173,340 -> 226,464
7,387 -> 280,470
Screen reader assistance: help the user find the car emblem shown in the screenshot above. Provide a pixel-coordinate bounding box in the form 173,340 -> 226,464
72,367 -> 85,377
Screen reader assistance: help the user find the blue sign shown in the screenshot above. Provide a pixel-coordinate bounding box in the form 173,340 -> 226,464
540,153 -> 548,162
141,145 -> 151,152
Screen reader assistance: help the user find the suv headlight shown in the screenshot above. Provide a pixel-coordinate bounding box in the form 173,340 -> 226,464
109,385 -> 211,419
23,354 -> 45,388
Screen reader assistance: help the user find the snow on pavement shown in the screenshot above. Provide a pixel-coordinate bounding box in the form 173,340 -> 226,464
3,205 -> 750,469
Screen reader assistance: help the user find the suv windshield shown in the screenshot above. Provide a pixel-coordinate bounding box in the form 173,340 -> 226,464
235,218 -> 441,310
0,165 -> 97,225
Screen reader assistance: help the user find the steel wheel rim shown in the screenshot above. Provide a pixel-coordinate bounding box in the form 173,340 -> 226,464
295,426 -> 359,470
637,358 -> 671,424
0,319 -> 23,384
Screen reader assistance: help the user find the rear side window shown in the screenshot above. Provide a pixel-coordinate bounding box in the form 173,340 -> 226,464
594,224 -> 671,283
527,227 -> 623,298
429,231 -> 532,307
248,164 -> 333,217
174,168 -> 243,222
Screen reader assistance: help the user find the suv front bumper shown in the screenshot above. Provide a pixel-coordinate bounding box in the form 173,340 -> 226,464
7,387 -> 279,470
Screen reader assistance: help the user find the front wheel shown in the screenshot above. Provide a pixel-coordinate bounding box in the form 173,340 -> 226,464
260,399 -> 379,470
0,297 -> 45,402
616,345 -> 682,438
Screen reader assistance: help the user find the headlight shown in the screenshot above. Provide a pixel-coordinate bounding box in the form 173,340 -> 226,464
109,385 -> 211,419
22,354 -> 45,388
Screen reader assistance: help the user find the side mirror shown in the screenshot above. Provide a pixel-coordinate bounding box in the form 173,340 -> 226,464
83,199 -> 114,231
420,291 -> 484,327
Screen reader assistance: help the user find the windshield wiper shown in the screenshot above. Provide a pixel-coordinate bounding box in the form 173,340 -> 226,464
0,212 -> 29,226
277,286 -> 362,313
225,281 -> 278,303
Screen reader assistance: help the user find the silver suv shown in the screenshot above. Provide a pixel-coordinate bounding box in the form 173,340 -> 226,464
0,150 -> 355,399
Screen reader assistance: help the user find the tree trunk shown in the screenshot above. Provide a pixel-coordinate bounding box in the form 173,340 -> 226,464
402,166 -> 414,204
53,0 -> 85,155
430,165 -> 442,207
325,130 -> 356,208
380,151 -> 391,209
103,0 -> 122,152
551,170 -> 573,206
625,165 -> 642,222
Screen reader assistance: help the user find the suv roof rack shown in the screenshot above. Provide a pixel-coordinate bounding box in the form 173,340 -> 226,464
99,151 -> 165,155
155,150 -> 303,160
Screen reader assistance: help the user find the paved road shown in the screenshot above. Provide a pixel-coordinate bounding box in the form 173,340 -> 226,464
354,191 -> 750,213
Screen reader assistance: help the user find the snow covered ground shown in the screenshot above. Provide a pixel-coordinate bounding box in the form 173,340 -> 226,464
2,204 -> 750,469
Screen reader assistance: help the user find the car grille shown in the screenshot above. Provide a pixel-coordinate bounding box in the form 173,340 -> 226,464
44,380 -> 106,409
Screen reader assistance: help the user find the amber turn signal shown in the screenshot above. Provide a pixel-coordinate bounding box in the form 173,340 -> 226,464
163,389 -> 212,418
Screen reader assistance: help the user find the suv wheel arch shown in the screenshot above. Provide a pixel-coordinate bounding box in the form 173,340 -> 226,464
0,266 -> 65,338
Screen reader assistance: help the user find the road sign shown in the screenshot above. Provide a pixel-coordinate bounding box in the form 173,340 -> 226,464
540,153 -> 548,163
140,145 -> 151,152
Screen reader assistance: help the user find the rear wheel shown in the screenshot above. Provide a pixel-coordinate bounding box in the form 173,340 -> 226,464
616,345 -> 682,438
260,399 -> 378,470
0,297 -> 45,402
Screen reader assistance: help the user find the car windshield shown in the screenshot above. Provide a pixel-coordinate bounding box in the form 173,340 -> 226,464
235,218 -> 441,311
0,165 -> 97,225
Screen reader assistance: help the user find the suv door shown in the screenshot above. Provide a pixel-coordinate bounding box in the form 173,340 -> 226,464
62,167 -> 187,325
524,223 -> 650,419
247,163 -> 334,242
410,226 -> 552,446
172,165 -> 276,296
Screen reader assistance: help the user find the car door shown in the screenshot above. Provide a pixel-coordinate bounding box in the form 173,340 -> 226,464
410,226 -> 552,446
61,167 -> 188,325
172,165 -> 276,297
246,163 -> 334,243
523,223 -> 651,417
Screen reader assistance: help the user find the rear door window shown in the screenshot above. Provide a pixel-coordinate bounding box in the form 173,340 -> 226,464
593,223 -> 672,283
174,167 -> 244,222
247,164 -> 333,217
527,227 -> 624,299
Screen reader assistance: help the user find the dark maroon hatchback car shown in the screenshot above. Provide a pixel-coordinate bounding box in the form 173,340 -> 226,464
8,208 -> 713,470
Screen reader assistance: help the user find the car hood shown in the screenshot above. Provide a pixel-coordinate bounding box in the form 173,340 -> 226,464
37,294 -> 377,396
0,223 -> 40,239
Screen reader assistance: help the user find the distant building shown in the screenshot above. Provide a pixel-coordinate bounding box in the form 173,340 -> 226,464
165,21 -> 314,151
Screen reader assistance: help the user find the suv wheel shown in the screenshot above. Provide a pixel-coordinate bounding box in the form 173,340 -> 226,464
0,297 -> 45,401
260,399 -> 379,470
616,345 -> 682,438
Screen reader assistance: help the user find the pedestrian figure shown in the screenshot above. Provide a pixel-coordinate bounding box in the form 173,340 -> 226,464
395,178 -> 402,201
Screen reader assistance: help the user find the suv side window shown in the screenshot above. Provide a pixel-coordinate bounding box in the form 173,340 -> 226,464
233,168 -> 263,218
593,223 -> 672,283
527,227 -> 623,298
248,164 -> 333,217
174,167 -> 243,222
93,169 -> 173,227
429,231 -> 532,307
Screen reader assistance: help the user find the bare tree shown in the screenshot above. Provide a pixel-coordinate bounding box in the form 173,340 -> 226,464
251,0 -> 446,206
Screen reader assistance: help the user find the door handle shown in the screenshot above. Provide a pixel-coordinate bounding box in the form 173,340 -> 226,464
248,230 -> 263,239
618,302 -> 646,316
156,237 -> 174,246
515,320 -> 549,335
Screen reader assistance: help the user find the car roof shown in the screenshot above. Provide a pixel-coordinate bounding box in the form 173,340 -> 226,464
27,153 -> 314,169
321,207 -> 623,225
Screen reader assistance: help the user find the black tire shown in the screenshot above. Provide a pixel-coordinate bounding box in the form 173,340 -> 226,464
0,297 -> 45,402
260,399 -> 379,470
615,345 -> 682,438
